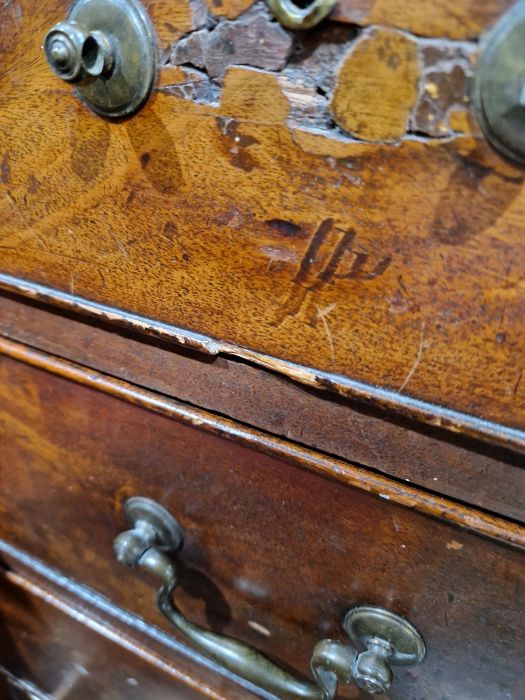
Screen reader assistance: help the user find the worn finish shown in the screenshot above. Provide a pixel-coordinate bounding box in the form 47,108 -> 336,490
0,541 -> 274,700
2,2 -> 524,699
2,278 -> 524,456
1,336 -> 523,547
0,353 -> 524,699
0,569 -> 224,700
1,1 -> 525,433
1,292 -> 524,522
330,28 -> 420,142
204,0 -> 514,40
328,0 -> 515,39
114,497 -> 425,698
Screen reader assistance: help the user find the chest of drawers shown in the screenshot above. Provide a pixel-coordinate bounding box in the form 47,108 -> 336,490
1,1 -> 524,698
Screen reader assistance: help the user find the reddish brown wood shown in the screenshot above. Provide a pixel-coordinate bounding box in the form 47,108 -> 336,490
0,352 -> 524,699
0,569 -> 230,700
3,275 -> 523,456
331,0 -> 514,39
1,292 -> 524,522
0,543 -> 266,700
1,336 -> 523,546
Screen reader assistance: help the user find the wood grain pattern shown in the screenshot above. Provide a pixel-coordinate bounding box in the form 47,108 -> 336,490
1,1 -> 524,433
0,354 -> 524,699
0,542 -> 269,700
330,29 -> 420,142
204,0 -> 514,39
206,0 -> 255,20
148,0 -> 206,51
0,569 -> 227,700
1,292 -> 524,522
2,274 -> 524,456
1,336 -> 523,547
332,0 -> 514,39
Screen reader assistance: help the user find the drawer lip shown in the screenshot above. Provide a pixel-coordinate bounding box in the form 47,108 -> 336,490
0,541 -> 269,700
1,333 -> 523,549
1,289 -> 523,522
1,272 -> 524,454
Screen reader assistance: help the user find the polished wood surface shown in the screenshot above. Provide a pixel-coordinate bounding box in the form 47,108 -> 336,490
0,569 -> 213,700
2,336 -> 522,547
1,2 -> 524,697
1,1 -> 524,431
0,542 -> 267,700
1,292 -> 524,522
0,352 -> 524,699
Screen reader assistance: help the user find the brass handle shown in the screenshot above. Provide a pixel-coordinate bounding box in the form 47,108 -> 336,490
114,498 -> 426,698
267,0 -> 337,30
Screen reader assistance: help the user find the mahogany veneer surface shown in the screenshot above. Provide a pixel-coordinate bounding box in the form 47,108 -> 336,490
0,354 -> 523,700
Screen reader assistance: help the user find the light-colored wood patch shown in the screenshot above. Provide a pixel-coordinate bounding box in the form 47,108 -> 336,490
206,0 -> 255,20
221,67 -> 289,123
330,29 -> 420,143
332,0 -> 514,40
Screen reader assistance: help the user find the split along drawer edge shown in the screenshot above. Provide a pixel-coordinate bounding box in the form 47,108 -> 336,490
0,1 -> 524,699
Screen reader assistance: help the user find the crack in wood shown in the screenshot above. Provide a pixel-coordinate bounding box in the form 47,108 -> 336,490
160,1 -> 478,143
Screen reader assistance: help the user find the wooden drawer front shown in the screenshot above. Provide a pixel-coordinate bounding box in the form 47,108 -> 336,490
0,570 -> 205,700
1,293 -> 524,523
1,1 -> 525,431
0,354 -> 524,699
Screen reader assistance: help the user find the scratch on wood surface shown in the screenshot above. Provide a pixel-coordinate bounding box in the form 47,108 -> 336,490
514,369 -> 523,396
108,228 -> 129,257
316,302 -> 337,364
399,319 -> 426,392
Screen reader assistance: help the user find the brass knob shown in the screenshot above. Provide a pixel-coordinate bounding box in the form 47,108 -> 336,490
344,606 -> 426,695
352,643 -> 393,694
45,22 -> 114,83
43,0 -> 156,118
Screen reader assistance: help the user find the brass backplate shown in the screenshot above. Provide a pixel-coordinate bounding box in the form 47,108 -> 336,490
474,1 -> 525,164
48,0 -> 157,118
344,606 -> 426,666
123,497 -> 184,551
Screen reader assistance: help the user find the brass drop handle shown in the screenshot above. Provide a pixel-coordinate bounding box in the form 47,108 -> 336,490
267,0 -> 337,30
114,498 -> 426,699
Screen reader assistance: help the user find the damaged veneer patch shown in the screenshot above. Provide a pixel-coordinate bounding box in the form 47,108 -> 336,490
157,1 -> 477,144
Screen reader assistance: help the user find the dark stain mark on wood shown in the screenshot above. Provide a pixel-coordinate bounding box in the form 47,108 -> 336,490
127,113 -> 180,195
27,175 -> 39,194
70,115 -> 110,183
216,116 -> 259,172
161,222 -> 178,242
432,148 -> 524,245
1,154 -> 10,184
265,219 -> 303,237
276,219 -> 392,321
